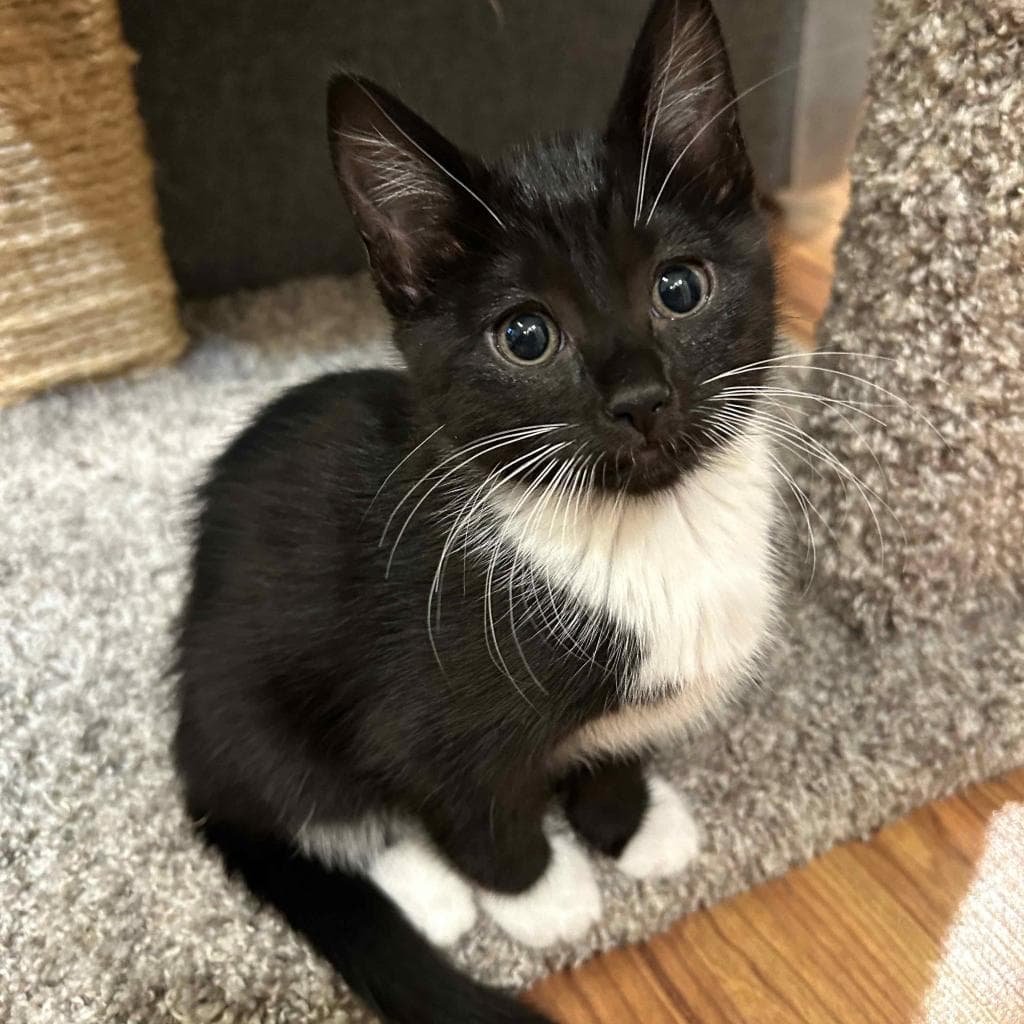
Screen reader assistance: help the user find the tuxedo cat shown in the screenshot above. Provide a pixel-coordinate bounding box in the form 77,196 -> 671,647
174,1 -> 779,1020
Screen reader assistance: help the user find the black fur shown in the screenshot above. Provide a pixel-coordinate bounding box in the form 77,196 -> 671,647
560,760 -> 650,859
174,2 -> 776,1021
200,820 -> 551,1024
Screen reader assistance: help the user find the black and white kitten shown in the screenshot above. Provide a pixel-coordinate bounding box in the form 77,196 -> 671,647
174,1 -> 779,1021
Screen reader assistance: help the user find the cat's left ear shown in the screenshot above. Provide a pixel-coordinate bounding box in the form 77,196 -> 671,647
327,73 -> 492,315
607,0 -> 754,215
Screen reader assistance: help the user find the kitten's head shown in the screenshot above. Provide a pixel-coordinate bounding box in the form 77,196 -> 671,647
328,0 -> 775,496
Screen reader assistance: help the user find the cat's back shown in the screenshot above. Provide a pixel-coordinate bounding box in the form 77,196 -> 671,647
209,368 -> 410,490
183,368 -> 412,637
175,368 -> 416,823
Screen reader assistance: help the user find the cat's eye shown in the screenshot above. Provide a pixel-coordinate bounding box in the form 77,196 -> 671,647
494,311 -> 560,366
653,263 -> 710,317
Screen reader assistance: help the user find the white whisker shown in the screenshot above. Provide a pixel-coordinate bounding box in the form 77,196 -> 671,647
644,42 -> 863,224
426,438 -> 568,656
702,416 -> 822,584
699,350 -> 894,388
715,389 -> 890,486
365,423 -> 446,516
342,77 -> 507,229
711,404 -> 902,565
482,445 -> 568,697
382,423 -> 563,553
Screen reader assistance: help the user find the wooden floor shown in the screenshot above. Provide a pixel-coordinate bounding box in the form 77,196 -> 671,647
529,774 -> 1024,1023
528,191 -> 1024,1024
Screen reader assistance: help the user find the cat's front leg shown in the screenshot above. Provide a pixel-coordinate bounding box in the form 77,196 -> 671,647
561,759 -> 701,879
559,756 -> 649,856
422,778 -> 602,948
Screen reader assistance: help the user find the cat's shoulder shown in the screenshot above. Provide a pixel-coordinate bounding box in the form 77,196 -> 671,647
259,368 -> 409,430
214,369 -> 410,469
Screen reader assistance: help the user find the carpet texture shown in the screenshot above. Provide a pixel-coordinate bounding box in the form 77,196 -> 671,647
797,0 -> 1024,638
3,2 -> 1024,1021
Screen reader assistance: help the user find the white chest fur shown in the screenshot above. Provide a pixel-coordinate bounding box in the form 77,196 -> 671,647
492,431 -> 779,761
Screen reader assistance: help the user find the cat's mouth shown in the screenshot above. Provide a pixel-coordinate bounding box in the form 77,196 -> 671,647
602,439 -> 705,496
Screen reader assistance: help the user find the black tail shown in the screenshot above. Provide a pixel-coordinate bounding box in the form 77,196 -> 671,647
200,820 -> 553,1024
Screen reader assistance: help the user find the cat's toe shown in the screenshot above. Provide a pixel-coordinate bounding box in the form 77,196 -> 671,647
616,775 -> 701,879
479,833 -> 602,948
368,835 -> 477,947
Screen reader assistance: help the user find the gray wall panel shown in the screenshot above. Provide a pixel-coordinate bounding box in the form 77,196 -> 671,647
122,1 -> 804,297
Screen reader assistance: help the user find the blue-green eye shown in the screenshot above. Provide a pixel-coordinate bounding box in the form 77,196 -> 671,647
496,311 -> 559,365
654,263 -> 710,317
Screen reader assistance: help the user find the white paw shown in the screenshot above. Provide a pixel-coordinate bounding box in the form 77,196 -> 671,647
616,775 -> 701,879
368,835 -> 478,947
479,833 -> 602,948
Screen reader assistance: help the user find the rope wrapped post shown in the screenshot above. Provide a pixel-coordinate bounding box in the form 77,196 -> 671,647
0,0 -> 184,406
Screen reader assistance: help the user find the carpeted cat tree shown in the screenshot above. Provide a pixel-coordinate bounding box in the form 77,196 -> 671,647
1,1 -> 1022,1021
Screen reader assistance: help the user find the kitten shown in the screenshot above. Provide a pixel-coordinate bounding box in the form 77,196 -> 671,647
174,1 -> 779,1021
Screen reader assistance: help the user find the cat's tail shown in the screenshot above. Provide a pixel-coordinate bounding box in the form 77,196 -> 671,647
199,819 -> 554,1024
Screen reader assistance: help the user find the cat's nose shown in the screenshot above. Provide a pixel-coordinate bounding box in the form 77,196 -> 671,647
606,380 -> 671,440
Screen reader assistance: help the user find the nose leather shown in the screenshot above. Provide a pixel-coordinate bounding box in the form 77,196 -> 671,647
607,384 -> 669,437
602,347 -> 671,440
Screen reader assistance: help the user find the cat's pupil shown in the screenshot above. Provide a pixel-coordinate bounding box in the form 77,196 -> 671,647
657,265 -> 704,315
504,313 -> 551,362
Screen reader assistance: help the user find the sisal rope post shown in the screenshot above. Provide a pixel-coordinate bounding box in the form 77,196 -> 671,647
0,0 -> 185,406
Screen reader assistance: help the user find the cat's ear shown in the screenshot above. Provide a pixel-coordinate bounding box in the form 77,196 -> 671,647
607,0 -> 753,215
327,73 -> 491,314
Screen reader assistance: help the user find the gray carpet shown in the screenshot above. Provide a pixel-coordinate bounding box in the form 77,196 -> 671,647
4,1 -> 1024,1019
2,270 -> 1022,1024
797,0 -> 1024,640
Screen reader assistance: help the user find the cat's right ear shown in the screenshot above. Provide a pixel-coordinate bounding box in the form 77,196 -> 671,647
607,0 -> 754,216
327,73 -> 491,315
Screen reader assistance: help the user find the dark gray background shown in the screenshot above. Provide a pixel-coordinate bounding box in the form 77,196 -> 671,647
122,1 -> 805,298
